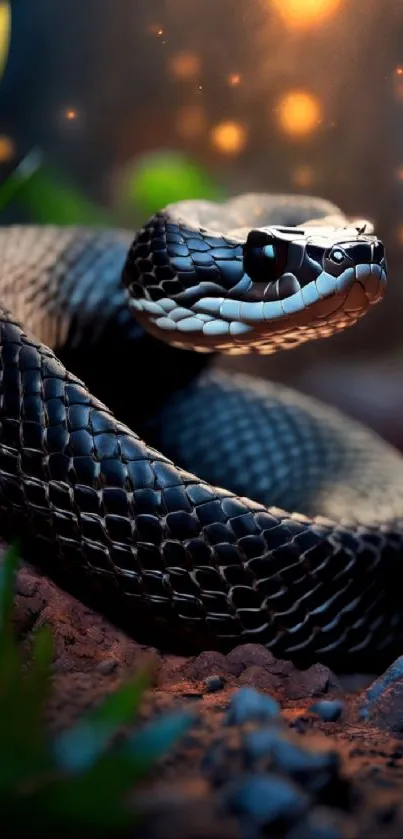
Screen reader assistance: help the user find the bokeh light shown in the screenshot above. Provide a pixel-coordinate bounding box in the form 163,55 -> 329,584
64,108 -> 78,121
291,164 -> 315,188
275,90 -> 322,138
271,0 -> 342,30
169,51 -> 200,80
175,105 -> 206,140
227,73 -> 242,87
0,0 -> 11,81
210,121 -> 248,155
0,135 -> 14,163
148,24 -> 164,37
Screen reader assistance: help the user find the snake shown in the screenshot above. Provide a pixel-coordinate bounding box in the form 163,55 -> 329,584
1,193 -> 403,662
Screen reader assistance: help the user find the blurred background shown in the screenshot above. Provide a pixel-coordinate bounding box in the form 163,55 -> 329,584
1,0 -> 403,448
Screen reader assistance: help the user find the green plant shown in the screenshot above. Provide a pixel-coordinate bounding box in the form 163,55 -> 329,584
0,545 -> 195,837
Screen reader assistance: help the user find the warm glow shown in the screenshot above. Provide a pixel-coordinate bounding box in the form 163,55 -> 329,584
65,109 -> 78,121
0,134 -> 14,162
271,0 -> 342,29
169,51 -> 200,80
396,66 -> 403,76
149,24 -> 164,36
210,121 -> 247,155
396,165 -> 403,182
276,90 -> 322,138
291,164 -> 315,188
0,1 -> 11,80
175,105 -> 206,140
396,223 -> 403,246
227,73 -> 242,87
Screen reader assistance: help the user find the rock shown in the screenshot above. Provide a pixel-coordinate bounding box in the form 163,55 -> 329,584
225,643 -> 278,676
225,687 -> 281,726
287,663 -> 338,699
15,568 -> 39,598
204,675 -> 225,693
222,772 -> 309,826
266,737 -> 342,798
309,700 -> 345,722
184,651 -> 231,681
96,658 -> 119,675
287,806 -> 354,839
243,726 -> 286,764
237,664 -> 281,692
244,726 -> 343,797
358,656 -> 403,730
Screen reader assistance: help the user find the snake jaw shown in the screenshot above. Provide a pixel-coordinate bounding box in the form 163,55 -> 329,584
124,209 -> 387,355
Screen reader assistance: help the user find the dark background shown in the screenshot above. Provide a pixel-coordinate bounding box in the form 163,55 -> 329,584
1,0 -> 403,445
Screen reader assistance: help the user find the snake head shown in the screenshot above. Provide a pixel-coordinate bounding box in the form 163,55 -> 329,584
124,212 -> 387,356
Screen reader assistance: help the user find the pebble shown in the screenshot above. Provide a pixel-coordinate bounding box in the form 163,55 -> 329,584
359,655 -> 403,730
309,700 -> 345,722
204,675 -> 225,693
96,658 -> 118,675
243,725 -> 286,764
286,663 -> 337,699
287,806 -> 353,839
224,687 -> 281,726
15,571 -> 38,598
267,739 -> 341,795
222,772 -> 309,826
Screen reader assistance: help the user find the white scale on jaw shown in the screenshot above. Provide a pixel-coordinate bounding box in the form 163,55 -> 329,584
129,262 -> 386,337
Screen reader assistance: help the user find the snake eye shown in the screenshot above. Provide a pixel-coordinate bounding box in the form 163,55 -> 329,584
329,249 -> 345,264
243,229 -> 287,282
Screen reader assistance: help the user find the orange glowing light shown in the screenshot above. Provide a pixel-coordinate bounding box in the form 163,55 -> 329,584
396,223 -> 403,246
271,0 -> 342,29
0,1 -> 11,81
149,24 -> 164,36
276,90 -> 322,138
210,121 -> 247,155
395,66 -> 403,76
169,51 -> 200,80
175,105 -> 206,140
291,164 -> 314,188
396,166 -> 403,182
227,73 -> 242,87
0,134 -> 14,162
65,109 -> 78,121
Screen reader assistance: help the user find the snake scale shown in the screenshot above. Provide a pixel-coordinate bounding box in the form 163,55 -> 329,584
1,193 -> 403,661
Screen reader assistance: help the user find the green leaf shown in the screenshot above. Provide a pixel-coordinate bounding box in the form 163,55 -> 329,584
126,709 -> 196,766
0,544 -> 23,709
20,626 -> 54,745
0,543 -> 19,640
53,667 -> 150,772
31,710 -> 195,836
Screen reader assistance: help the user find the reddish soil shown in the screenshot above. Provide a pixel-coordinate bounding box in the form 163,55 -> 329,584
10,558 -> 403,838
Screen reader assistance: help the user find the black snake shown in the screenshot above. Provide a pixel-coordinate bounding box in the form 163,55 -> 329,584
1,193 -> 403,661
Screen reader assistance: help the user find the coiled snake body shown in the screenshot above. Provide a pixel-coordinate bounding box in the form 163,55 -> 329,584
1,194 -> 403,660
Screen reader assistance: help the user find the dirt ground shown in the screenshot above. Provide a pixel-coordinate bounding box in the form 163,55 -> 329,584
11,558 -> 403,839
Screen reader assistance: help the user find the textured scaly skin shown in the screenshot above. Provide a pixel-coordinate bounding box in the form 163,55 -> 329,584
0,213 -> 402,660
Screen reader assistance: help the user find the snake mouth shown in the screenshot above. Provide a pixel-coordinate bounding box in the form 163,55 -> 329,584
125,211 -> 388,354
128,261 -> 386,355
